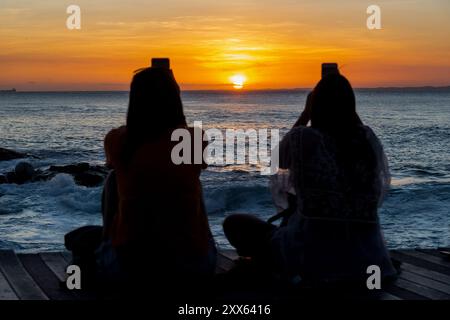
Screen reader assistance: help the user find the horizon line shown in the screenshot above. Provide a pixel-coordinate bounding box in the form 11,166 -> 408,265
2,85 -> 450,93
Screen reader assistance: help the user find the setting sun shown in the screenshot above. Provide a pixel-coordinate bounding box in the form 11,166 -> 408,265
230,74 -> 246,89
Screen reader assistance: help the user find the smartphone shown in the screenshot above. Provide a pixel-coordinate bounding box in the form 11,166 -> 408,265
322,63 -> 339,78
151,58 -> 170,69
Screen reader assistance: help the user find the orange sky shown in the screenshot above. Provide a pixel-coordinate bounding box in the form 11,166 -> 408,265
0,0 -> 449,90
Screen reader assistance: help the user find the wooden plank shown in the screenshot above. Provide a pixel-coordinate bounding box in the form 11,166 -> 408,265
61,251 -> 72,264
0,250 -> 48,300
2,248 -> 450,301
384,283 -> 429,300
216,252 -> 236,273
416,249 -> 445,257
401,262 -> 450,285
40,253 -> 97,301
393,278 -> 450,300
19,254 -> 76,300
436,248 -> 450,259
390,251 -> 450,276
0,267 -> 18,300
378,292 -> 402,300
220,249 -> 239,261
39,252 -> 68,283
399,270 -> 450,295
396,250 -> 450,269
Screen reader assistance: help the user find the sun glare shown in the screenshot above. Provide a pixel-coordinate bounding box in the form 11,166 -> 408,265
230,74 -> 246,89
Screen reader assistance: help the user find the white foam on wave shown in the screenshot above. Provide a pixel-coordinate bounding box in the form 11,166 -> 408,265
0,173 -> 102,217
46,174 -> 102,213
0,173 -> 102,251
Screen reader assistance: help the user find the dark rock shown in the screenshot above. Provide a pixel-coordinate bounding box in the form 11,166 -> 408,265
49,163 -> 90,175
48,163 -> 108,187
0,147 -> 27,161
15,162 -> 35,184
31,171 -> 56,182
5,171 -> 17,183
74,172 -> 105,187
1,163 -> 35,185
0,161 -> 108,187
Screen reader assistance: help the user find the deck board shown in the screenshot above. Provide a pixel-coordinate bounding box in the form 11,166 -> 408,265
394,250 -> 450,269
393,278 -> 450,300
384,282 -> 430,300
216,253 -> 236,274
390,250 -> 450,276
219,249 -> 239,261
0,250 -> 48,300
60,251 -> 72,264
400,262 -> 450,285
1,248 -> 450,300
0,265 -> 18,300
378,292 -> 402,300
19,254 -> 75,300
39,252 -> 69,283
399,270 -> 450,295
416,249 -> 450,259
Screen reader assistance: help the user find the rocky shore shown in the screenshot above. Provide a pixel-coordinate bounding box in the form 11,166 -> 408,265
0,147 -> 108,187
0,147 -> 28,161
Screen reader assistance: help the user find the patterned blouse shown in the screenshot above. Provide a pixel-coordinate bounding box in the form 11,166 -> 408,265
270,125 -> 396,283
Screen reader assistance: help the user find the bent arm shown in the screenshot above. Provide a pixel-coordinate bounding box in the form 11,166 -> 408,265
293,92 -> 313,128
104,126 -> 127,169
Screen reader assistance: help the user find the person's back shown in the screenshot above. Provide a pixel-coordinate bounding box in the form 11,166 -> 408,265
105,126 -> 211,268
223,73 -> 396,288
99,65 -> 215,288
272,124 -> 396,284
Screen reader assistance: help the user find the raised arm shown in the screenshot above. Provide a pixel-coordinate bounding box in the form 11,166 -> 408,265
293,92 -> 313,128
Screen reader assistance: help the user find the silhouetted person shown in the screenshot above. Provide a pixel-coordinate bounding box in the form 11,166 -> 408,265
65,63 -> 216,295
224,74 -> 396,287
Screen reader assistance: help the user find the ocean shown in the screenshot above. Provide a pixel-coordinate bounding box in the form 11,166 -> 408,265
0,89 -> 449,252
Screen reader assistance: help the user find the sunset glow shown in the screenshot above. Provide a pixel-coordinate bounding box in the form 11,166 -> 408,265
230,74 -> 246,89
0,0 -> 449,91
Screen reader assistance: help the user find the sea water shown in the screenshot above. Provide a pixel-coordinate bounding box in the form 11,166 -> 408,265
0,89 -> 449,252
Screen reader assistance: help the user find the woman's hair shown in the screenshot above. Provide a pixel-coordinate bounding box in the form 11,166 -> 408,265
309,74 -> 376,188
310,74 -> 362,133
123,67 -> 187,163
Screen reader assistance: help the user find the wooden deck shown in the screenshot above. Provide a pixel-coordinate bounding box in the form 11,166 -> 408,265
0,248 -> 450,300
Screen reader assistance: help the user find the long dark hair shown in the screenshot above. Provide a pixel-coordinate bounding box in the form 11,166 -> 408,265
310,74 -> 362,133
310,74 -> 376,188
123,67 -> 187,163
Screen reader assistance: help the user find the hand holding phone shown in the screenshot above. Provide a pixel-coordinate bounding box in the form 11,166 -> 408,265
322,63 -> 339,78
151,58 -> 170,69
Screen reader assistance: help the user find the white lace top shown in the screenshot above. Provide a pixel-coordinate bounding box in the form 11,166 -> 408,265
270,125 -> 396,283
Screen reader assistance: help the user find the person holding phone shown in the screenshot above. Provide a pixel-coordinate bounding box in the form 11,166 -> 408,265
65,59 -> 216,294
224,66 -> 396,287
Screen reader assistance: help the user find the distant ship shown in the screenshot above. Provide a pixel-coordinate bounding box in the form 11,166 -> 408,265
0,88 -> 16,92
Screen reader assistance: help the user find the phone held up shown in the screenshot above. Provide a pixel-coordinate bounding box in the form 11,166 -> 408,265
151,58 -> 170,69
322,63 -> 339,78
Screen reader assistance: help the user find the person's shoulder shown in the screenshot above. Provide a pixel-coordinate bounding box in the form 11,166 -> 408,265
360,124 -> 374,134
287,125 -> 322,142
105,126 -> 127,145
360,125 -> 380,142
360,125 -> 384,152
104,126 -> 127,168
